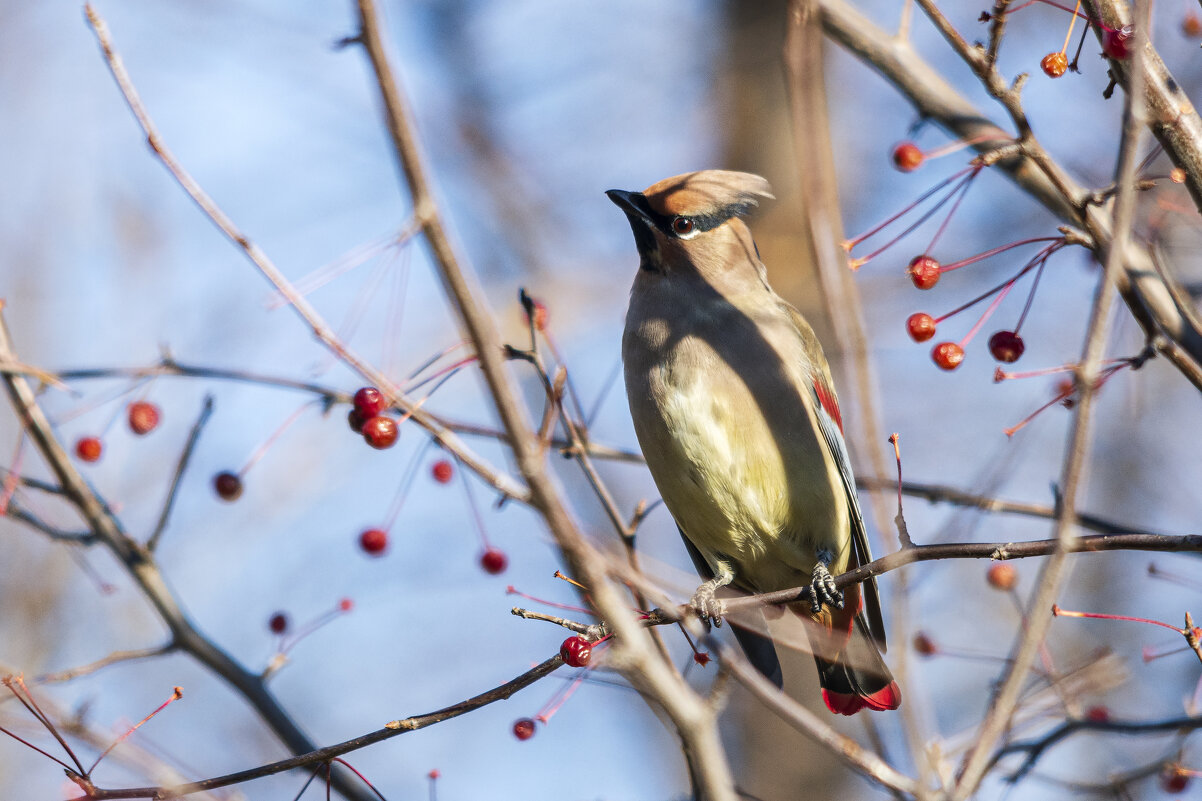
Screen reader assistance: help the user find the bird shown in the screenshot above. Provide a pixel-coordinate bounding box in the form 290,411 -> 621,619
608,170 -> 900,715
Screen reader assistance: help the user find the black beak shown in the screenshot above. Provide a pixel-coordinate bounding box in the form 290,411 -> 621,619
605,189 -> 655,226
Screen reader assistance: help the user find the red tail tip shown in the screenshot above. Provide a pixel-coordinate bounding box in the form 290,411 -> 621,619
822,682 -> 902,715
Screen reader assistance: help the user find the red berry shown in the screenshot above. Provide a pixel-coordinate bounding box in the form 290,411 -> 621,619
891,142 -> 924,172
1085,705 -> 1110,722
988,330 -> 1025,363
987,563 -> 1017,590
906,312 -> 937,343
559,636 -> 593,667
480,548 -> 508,575
1040,52 -> 1068,78
269,612 -> 288,634
75,436 -> 103,463
347,408 -> 367,434
127,402 -> 160,435
913,632 -> 938,656
907,255 -> 941,290
1185,13 -> 1202,38
428,769 -> 441,780
431,459 -> 454,484
339,598 -> 354,612
1102,26 -> 1133,60
359,528 -> 388,556
362,416 -> 398,449
214,471 -> 243,501
931,342 -> 964,371
1161,764 -> 1190,794
512,718 -> 536,741
353,387 -> 388,418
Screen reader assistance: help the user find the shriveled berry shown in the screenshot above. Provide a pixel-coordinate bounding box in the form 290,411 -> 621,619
1040,52 -> 1068,78
1102,25 -> 1133,60
1085,705 -> 1110,722
913,632 -> 938,656
347,408 -> 367,434
987,563 -> 1017,590
907,255 -> 941,290
214,471 -> 243,501
1160,764 -> 1190,794
359,528 -> 388,556
127,402 -> 160,435
559,636 -> 593,667
353,387 -> 388,418
75,436 -> 103,463
362,416 -> 398,449
512,718 -> 536,741
906,312 -> 937,343
525,300 -> 549,332
480,548 -> 508,575
891,142 -> 924,172
269,612 -> 288,634
931,342 -> 964,371
988,330 -> 1025,363
431,459 -> 454,484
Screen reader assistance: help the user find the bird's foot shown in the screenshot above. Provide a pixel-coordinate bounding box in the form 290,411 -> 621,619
809,555 -> 844,614
689,575 -> 731,628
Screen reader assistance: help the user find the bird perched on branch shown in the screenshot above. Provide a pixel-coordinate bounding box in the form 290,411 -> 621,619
608,170 -> 899,715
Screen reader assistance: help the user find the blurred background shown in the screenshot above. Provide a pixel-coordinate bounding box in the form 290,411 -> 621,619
2,1 -> 1201,798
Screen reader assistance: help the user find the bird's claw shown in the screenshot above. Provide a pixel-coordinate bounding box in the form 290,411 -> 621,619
689,582 -> 727,628
809,561 -> 843,614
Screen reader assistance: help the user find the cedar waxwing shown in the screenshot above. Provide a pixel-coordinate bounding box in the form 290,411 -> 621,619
609,170 -> 900,715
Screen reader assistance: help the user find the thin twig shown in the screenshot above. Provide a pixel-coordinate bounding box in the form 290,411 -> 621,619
77,656 -> 563,800
34,645 -> 174,685
146,395 -> 213,551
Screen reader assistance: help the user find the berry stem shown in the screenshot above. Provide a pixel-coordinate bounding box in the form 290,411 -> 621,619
853,167 -> 980,267
939,237 -> 1062,274
1052,604 -> 1186,634
381,438 -> 437,531
957,280 -> 1015,348
1061,0 -> 1083,53
88,687 -> 183,773
924,166 -> 981,255
239,400 -> 318,476
458,455 -> 493,550
844,165 -> 977,254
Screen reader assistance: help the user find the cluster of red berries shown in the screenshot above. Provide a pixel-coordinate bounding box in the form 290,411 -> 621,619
347,387 -> 398,449
903,253 -> 1029,371
73,401 -> 163,465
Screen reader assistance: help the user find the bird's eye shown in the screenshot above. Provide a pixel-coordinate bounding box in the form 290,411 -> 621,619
671,217 -> 695,236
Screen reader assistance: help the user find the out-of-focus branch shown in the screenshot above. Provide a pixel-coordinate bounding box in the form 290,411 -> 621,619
856,476 -> 1180,539
34,645 -> 174,685
992,713 -> 1202,780
951,3 -> 1150,793
82,3 -> 529,507
818,0 -> 1202,391
352,2 -> 738,798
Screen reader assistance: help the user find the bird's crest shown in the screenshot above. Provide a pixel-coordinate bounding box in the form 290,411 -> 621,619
642,170 -> 774,229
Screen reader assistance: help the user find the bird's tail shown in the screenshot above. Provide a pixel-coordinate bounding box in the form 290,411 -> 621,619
796,583 -> 900,715
813,615 -> 901,715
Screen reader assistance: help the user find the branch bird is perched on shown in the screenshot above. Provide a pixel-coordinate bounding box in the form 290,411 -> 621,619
608,170 -> 900,715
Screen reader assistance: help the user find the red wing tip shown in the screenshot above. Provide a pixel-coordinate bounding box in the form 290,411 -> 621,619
821,682 -> 902,715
